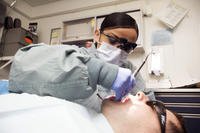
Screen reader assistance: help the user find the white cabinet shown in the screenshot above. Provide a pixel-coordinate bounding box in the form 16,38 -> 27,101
61,9 -> 144,52
127,10 -> 144,52
61,18 -> 95,46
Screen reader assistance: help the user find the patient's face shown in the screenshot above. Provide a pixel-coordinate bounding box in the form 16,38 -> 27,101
102,92 -> 182,133
102,91 -> 161,133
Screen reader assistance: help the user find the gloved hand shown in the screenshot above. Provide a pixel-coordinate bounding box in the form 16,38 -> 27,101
111,67 -> 136,101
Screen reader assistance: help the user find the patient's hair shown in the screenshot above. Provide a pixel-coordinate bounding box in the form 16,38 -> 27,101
167,111 -> 187,133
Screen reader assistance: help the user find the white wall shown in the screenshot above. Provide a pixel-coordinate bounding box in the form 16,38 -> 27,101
2,0 -> 200,88
138,0 -> 200,88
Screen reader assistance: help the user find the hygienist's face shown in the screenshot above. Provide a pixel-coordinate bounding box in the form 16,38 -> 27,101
101,92 -> 182,133
94,28 -> 138,51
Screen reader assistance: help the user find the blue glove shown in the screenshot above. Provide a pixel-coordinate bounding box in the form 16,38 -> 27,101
111,68 -> 135,101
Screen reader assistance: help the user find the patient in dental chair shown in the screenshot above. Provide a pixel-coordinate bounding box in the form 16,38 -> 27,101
0,91 -> 186,133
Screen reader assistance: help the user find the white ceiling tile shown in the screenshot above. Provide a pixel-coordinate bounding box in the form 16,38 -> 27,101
23,0 -> 63,7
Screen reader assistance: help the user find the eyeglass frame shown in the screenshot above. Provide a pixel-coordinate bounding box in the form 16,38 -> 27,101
146,100 -> 166,133
100,32 -> 137,53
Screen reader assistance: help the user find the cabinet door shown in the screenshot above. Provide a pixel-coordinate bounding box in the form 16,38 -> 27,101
62,18 -> 94,47
127,10 -> 144,50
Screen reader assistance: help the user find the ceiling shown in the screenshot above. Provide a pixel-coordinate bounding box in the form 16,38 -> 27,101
23,0 -> 63,7
4,0 -> 135,19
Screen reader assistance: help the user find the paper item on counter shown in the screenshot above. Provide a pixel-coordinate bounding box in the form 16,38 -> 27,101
146,79 -> 172,89
167,64 -> 200,88
157,2 -> 189,29
171,78 -> 200,88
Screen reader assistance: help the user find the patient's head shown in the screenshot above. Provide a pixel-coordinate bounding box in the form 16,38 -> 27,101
101,92 -> 187,133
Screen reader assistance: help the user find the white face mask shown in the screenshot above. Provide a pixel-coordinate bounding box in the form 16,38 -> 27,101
97,41 -> 128,66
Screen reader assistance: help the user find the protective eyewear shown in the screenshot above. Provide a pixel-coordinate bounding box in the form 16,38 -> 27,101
101,32 -> 137,53
146,100 -> 166,133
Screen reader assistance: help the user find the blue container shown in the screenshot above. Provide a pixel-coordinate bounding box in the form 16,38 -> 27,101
0,80 -> 9,94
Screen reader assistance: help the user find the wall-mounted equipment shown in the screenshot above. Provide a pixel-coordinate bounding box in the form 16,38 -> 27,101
0,1 -> 7,28
1,27 -> 38,56
148,48 -> 164,76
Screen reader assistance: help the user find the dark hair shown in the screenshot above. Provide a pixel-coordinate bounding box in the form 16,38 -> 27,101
167,111 -> 187,133
100,12 -> 139,39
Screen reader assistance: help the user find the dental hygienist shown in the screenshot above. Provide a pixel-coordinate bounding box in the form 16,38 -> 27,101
82,12 -> 146,111
94,12 -> 145,94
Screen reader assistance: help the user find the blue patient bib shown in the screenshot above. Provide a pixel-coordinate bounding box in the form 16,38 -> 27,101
0,80 -> 9,94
